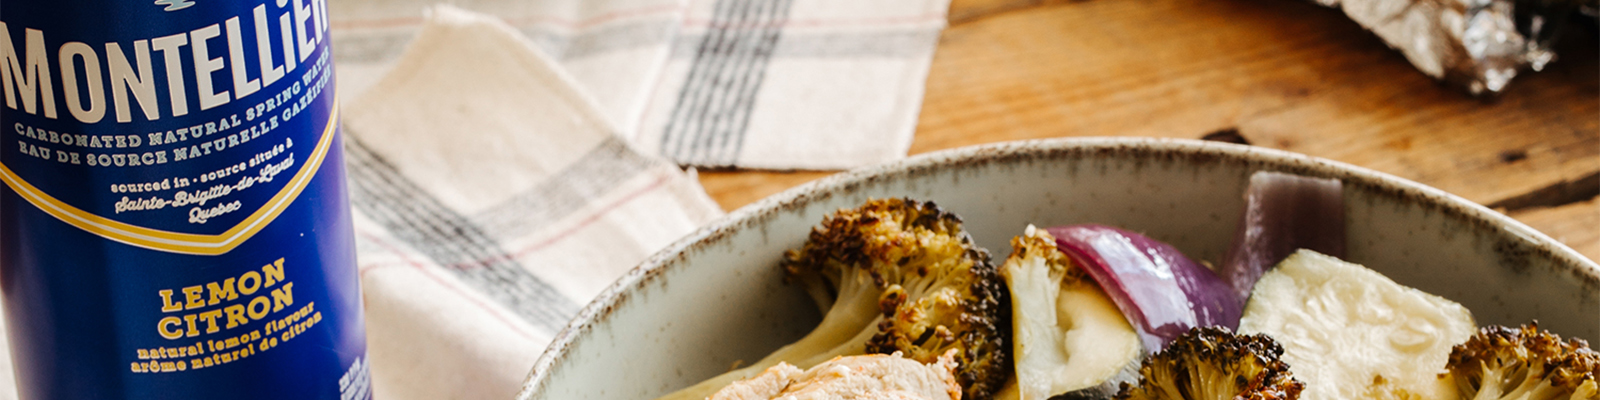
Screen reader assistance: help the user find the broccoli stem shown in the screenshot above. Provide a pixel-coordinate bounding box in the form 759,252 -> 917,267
751,270 -> 883,367
796,273 -> 837,315
1007,253 -> 1069,399
655,270 -> 885,400
791,318 -> 881,368
1487,363 -> 1565,400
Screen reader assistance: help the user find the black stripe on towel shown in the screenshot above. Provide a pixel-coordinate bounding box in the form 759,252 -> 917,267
344,134 -> 579,334
658,0 -> 792,166
470,136 -> 658,238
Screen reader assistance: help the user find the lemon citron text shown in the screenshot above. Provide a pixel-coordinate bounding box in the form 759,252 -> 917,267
155,258 -> 294,340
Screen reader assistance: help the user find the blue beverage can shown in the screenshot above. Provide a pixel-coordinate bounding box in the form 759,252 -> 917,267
0,0 -> 369,398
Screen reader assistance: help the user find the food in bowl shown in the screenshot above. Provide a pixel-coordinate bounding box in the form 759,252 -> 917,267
708,352 -> 962,400
1113,327 -> 1304,400
682,183 -> 1597,400
1000,227 -> 1142,400
1239,250 -> 1475,400
515,139 -> 1600,400
658,198 -> 1009,400
1442,323 -> 1599,400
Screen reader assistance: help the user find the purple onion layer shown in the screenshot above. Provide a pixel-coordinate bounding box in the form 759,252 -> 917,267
1046,224 -> 1242,353
1220,171 -> 1345,303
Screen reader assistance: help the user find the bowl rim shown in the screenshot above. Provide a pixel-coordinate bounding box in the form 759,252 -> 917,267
514,137 -> 1600,399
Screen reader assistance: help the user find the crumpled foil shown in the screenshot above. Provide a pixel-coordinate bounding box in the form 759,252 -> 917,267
1321,0 -> 1588,95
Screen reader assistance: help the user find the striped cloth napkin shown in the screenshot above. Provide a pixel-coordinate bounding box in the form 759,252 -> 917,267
631,0 -> 948,168
339,7 -> 722,400
331,0 -> 951,169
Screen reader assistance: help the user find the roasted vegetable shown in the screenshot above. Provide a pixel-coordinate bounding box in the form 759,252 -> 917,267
658,198 -> 1011,400
1220,171 -> 1345,303
1047,224 -> 1242,352
1239,249 -> 1475,400
1444,322 -> 1600,400
1001,225 -> 1143,400
1114,326 -> 1303,400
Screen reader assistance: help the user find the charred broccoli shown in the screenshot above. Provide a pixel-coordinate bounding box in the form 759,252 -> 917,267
1444,322 -> 1599,400
658,198 -> 1011,400
1115,327 -> 1303,400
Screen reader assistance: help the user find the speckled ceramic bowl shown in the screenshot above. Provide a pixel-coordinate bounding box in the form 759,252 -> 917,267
515,138 -> 1599,400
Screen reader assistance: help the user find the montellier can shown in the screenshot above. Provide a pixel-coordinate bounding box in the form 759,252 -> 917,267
0,0 -> 369,398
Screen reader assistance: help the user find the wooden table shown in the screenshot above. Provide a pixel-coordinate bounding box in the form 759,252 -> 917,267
698,0 -> 1600,262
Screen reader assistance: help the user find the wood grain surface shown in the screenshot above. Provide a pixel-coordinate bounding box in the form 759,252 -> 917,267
698,0 -> 1600,261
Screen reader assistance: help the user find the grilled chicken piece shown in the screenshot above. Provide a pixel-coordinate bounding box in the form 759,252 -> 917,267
710,352 -> 962,400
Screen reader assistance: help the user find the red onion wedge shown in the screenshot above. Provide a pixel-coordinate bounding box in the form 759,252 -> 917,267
1220,171 -> 1345,303
1045,225 -> 1242,353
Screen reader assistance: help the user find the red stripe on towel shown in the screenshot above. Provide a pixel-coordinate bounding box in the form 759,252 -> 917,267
357,231 -> 542,341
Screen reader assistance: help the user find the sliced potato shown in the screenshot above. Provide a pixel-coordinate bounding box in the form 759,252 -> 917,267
1239,250 -> 1474,400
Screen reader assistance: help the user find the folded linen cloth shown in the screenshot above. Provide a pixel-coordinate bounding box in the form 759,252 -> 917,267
632,0 -> 949,169
331,0 -> 951,169
341,7 -> 722,400
330,0 -> 686,136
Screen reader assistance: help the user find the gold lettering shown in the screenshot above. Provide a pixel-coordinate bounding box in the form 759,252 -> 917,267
157,316 -> 183,340
223,304 -> 247,329
246,296 -> 270,319
183,314 -> 199,337
270,282 -> 293,312
182,285 -> 205,310
262,258 -> 284,287
158,289 -> 182,312
237,271 -> 261,295
198,309 -> 223,334
205,278 -> 238,305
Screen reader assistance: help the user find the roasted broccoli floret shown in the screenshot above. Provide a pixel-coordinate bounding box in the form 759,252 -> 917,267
851,202 -> 1010,400
1115,327 -> 1303,400
658,198 -> 1011,400
1444,322 -> 1600,400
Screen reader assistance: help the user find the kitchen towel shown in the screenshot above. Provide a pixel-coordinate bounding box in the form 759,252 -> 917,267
330,0 -> 951,169
340,7 -> 723,400
330,0 -> 686,136
632,0 -> 948,169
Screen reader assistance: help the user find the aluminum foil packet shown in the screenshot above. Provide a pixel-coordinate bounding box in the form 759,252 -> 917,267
1322,0 -> 1591,95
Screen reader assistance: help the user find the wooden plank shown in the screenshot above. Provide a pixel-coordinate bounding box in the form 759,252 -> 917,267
698,170 -> 831,211
948,0 -> 1072,24
1508,198 -> 1600,264
700,0 -> 1600,246
917,0 -> 1598,206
